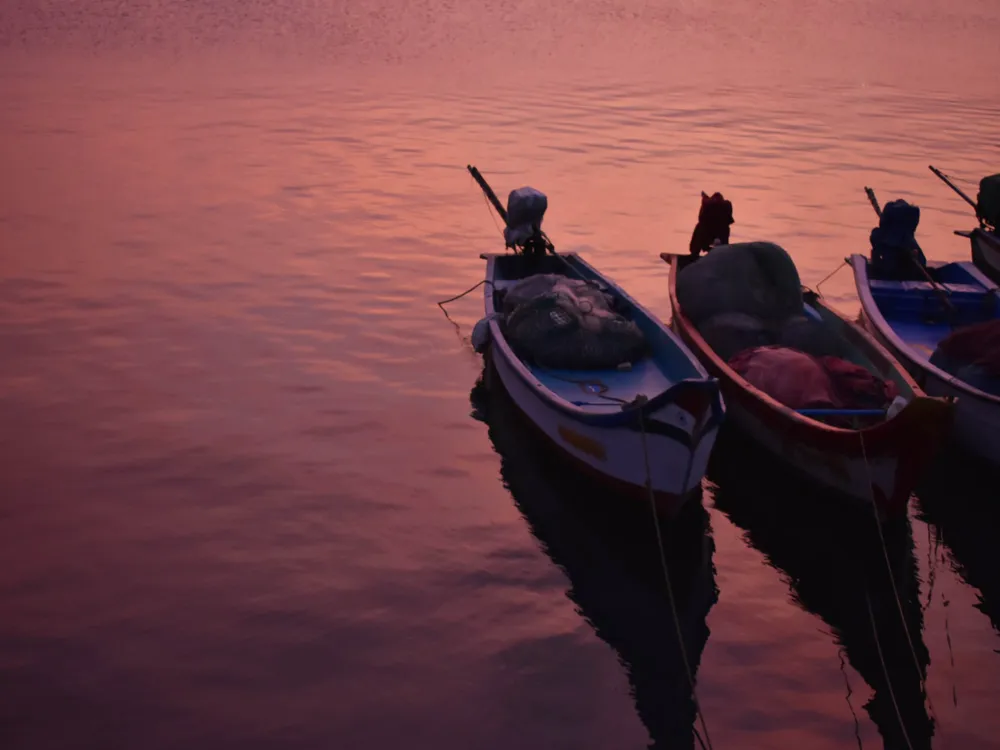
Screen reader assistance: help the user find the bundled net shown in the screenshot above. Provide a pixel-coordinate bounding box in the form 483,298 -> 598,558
500,273 -> 648,370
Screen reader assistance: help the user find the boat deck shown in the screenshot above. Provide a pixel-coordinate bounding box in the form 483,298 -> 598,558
872,264 -> 998,350
885,320 -> 951,360
531,357 -> 674,410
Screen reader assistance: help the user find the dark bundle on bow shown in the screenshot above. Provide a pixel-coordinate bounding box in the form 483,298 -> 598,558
689,191 -> 734,257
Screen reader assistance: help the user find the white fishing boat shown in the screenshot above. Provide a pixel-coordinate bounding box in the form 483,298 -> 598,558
467,166 -> 724,517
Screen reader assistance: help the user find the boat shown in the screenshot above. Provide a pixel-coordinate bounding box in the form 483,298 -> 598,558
466,165 -> 725,517
928,165 -> 1000,284
848,252 -> 1000,466
662,246 -> 953,521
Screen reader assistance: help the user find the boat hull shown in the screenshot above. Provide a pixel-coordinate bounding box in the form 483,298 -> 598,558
487,345 -> 720,517
668,322 -> 942,519
706,383 -> 935,518
970,229 -> 1000,285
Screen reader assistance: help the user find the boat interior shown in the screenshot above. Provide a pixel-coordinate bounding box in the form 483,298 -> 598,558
489,252 -> 705,410
869,261 -> 1000,358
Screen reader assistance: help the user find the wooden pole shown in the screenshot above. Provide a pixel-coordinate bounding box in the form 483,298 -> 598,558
467,165 -> 508,224
929,165 -> 978,210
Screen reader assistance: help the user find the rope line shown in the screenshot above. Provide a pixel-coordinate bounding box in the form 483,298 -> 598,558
635,401 -> 714,750
857,434 -> 935,696
815,258 -> 850,295
436,279 -> 494,345
864,585 -> 916,750
858,432 -> 943,746
437,279 -> 492,308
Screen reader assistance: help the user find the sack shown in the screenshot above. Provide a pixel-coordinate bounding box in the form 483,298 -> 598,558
676,241 -> 803,325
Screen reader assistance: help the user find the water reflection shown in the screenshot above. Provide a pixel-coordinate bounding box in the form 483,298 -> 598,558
707,431 -> 934,750
470,364 -> 718,750
917,454 -> 1000,640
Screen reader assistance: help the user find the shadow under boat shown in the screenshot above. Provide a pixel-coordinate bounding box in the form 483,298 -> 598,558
706,430 -> 935,750
470,364 -> 719,750
916,449 -> 1000,640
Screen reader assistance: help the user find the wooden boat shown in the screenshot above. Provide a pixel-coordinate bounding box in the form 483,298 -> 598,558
463,165 -> 724,517
848,253 -> 1000,466
480,250 -> 725,517
662,249 -> 953,521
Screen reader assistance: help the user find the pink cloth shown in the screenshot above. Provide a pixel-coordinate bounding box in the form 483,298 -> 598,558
728,346 -> 898,411
729,346 -> 838,409
935,319 -> 1000,377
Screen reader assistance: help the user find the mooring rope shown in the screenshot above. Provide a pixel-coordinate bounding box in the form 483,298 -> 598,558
436,279 -> 494,343
864,584 -> 916,750
634,398 -> 714,750
814,258 -> 850,296
858,431 -> 944,747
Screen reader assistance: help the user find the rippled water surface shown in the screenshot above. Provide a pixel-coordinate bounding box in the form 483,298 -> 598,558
2,2 -> 999,748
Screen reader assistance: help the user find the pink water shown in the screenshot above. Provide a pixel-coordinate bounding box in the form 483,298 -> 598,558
2,2 -> 999,748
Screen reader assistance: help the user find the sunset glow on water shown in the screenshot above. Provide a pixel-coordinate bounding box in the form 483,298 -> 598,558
2,2 -> 999,747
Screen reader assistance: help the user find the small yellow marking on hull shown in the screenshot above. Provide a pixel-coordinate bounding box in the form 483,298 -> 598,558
558,425 -> 607,461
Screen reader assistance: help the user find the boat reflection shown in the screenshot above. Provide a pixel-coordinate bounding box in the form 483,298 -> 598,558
917,453 -> 1000,639
707,431 -> 935,750
470,365 -> 718,750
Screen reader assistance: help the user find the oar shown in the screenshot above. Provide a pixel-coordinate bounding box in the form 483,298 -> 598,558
864,186 -> 956,316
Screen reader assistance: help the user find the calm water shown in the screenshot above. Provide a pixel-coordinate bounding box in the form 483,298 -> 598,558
2,1 -> 999,748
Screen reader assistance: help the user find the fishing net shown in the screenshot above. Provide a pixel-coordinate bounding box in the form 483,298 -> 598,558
696,312 -> 771,362
500,273 -> 648,370
775,315 -> 849,359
